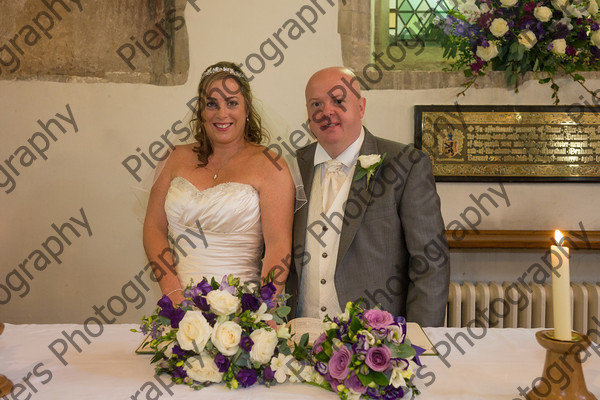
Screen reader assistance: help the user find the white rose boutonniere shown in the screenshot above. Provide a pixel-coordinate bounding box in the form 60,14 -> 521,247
355,153 -> 385,191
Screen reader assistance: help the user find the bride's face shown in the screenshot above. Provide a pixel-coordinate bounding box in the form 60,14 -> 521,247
201,78 -> 247,146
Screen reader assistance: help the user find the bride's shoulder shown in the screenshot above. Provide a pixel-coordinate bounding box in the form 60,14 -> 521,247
247,144 -> 290,175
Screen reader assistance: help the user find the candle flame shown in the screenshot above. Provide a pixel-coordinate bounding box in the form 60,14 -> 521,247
554,230 -> 565,246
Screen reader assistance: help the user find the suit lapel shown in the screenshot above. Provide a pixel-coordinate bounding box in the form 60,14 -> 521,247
293,145 -> 317,278
336,128 -> 379,267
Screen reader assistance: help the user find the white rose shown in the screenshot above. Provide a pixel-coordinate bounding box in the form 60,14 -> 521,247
479,3 -> 490,13
534,6 -> 553,21
176,311 -> 212,353
552,0 -> 568,10
551,38 -> 567,54
490,18 -> 509,37
183,353 -> 223,383
518,30 -> 538,49
476,42 -> 499,61
249,328 -> 278,364
206,289 -> 240,316
500,0 -> 517,7
591,30 -> 600,47
588,0 -> 599,15
357,154 -> 381,169
211,321 -> 242,356
458,0 -> 481,22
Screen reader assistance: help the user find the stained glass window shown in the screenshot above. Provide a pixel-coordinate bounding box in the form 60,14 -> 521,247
389,0 -> 450,41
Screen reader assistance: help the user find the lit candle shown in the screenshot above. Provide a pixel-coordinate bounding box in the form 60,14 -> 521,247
551,230 -> 571,341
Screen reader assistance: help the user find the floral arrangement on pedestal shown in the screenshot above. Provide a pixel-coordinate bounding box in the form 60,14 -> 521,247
431,0 -> 600,104
305,302 -> 424,400
136,275 -> 311,390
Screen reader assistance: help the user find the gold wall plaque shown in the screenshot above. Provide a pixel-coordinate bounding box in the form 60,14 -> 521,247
414,105 -> 600,182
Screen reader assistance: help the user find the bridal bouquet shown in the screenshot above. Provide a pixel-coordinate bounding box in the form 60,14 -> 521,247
137,275 -> 303,390
431,0 -> 600,104
306,302 -> 423,400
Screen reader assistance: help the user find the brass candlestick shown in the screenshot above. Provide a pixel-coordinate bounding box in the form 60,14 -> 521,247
0,323 -> 13,396
526,330 -> 597,400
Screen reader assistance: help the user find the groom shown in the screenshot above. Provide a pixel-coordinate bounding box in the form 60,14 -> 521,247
288,67 -> 450,327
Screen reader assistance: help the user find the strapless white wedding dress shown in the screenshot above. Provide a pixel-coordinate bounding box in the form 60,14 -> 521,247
164,177 -> 263,287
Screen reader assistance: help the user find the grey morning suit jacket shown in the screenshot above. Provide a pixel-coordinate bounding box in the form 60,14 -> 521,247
288,127 -> 450,327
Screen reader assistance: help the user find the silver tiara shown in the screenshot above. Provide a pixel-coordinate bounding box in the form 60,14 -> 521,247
201,66 -> 245,80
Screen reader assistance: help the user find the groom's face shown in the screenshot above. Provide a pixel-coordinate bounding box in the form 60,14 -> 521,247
305,68 -> 365,157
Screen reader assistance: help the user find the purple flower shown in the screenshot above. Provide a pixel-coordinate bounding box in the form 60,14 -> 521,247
344,372 -> 367,394
577,29 -> 588,40
523,1 -> 536,12
566,45 -> 576,56
383,385 -> 405,400
172,366 -> 187,379
197,280 -> 213,295
240,335 -> 254,352
312,333 -> 327,354
592,46 -> 600,58
364,309 -> 394,329
202,312 -> 216,326
352,334 -> 369,355
172,344 -> 192,358
328,345 -> 353,380
214,354 -> 230,373
237,368 -> 258,387
263,365 -> 275,381
554,23 -> 570,39
183,285 -> 201,298
366,387 -> 383,399
241,293 -> 260,312
219,276 -> 236,295
169,308 -> 185,328
260,282 -> 277,301
366,346 -> 391,372
192,295 -> 210,311
315,361 -> 329,376
157,295 -> 173,310
471,58 -> 486,73
592,22 -> 600,31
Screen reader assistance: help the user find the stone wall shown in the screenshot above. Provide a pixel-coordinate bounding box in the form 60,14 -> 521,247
0,0 -> 190,85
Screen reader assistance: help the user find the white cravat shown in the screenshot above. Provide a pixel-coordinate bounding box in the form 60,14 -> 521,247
322,159 -> 345,213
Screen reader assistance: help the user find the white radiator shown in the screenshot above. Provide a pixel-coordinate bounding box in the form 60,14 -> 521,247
447,281 -> 600,342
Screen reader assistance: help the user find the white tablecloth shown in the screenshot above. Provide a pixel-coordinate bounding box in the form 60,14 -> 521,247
1,324 -> 600,399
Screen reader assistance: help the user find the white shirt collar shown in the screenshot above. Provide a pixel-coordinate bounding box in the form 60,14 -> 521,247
313,127 -> 365,168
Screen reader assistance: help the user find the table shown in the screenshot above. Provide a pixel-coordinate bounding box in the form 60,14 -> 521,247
1,324 -> 600,399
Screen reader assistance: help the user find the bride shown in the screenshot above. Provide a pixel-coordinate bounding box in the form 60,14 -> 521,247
143,61 -> 294,305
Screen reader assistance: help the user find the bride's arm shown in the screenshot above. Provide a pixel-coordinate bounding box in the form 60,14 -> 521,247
258,149 -> 295,294
142,150 -> 185,305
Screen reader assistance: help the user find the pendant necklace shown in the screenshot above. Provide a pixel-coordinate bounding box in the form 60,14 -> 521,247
212,145 -> 245,181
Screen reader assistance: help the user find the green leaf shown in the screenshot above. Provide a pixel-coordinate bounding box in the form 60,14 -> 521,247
389,343 -> 417,359
369,371 -> 389,386
349,317 -> 363,333
276,306 -> 291,318
538,77 -> 551,84
573,74 -> 585,82
354,169 -> 367,181
315,351 -> 329,362
357,372 -> 373,386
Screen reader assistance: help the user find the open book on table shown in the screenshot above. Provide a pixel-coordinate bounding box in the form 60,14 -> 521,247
287,317 -> 438,356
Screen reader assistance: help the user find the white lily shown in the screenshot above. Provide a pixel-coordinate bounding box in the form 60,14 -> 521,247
253,302 -> 273,322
